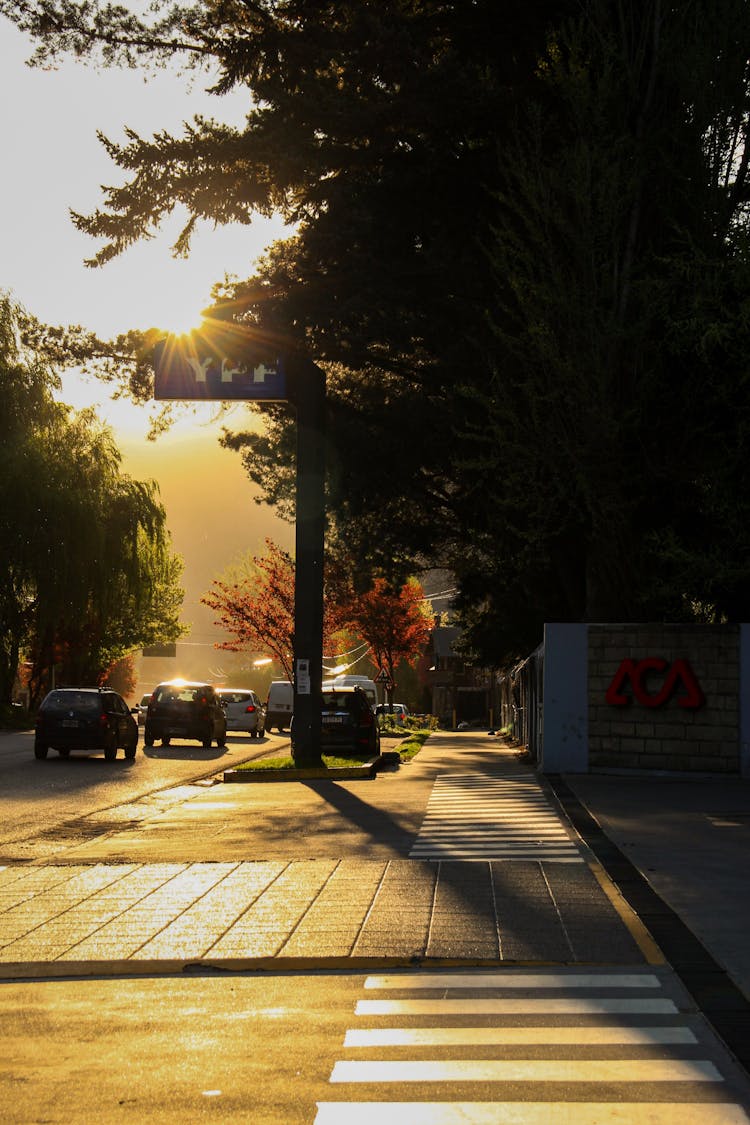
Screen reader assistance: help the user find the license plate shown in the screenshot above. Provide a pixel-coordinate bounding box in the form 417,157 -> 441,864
323,716 -> 345,724
61,719 -> 79,728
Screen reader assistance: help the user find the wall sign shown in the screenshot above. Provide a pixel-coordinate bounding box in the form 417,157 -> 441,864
605,657 -> 705,710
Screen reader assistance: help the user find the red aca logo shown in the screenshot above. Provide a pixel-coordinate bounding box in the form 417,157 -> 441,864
605,658 -> 705,710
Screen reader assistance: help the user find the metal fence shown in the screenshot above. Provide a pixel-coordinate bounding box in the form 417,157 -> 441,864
498,641 -> 544,764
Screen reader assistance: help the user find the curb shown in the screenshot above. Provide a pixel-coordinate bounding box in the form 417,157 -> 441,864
223,750 -> 401,783
0,953 -> 628,982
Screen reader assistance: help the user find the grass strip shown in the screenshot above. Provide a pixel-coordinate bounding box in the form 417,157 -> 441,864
235,729 -> 432,772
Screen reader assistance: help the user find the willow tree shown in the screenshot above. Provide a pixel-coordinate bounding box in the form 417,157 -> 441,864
0,295 -> 186,706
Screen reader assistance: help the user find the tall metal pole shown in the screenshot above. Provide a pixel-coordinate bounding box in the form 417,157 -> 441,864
288,353 -> 326,767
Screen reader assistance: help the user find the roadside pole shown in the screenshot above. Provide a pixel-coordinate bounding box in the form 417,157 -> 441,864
152,331 -> 327,768
288,354 -> 326,768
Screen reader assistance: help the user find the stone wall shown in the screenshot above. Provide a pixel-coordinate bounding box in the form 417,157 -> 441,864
588,624 -> 740,773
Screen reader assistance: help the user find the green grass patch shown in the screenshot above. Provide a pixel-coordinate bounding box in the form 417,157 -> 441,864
397,729 -> 432,761
234,729 -> 432,772
235,751 -> 375,772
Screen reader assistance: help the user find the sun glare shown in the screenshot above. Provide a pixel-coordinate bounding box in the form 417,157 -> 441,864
158,308 -> 207,337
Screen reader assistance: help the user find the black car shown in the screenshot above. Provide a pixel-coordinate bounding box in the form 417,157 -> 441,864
319,685 -> 381,757
34,688 -> 138,761
144,680 -> 227,749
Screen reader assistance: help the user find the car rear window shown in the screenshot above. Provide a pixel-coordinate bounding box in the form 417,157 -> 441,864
322,691 -> 362,712
42,691 -> 100,713
155,685 -> 207,704
219,692 -> 251,704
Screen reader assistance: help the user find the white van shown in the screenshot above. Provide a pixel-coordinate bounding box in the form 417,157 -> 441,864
265,681 -> 294,732
322,675 -> 378,709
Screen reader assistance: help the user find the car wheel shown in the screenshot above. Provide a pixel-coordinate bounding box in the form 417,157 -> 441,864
58,749 -> 71,758
124,737 -> 137,760
34,742 -> 48,760
104,734 -> 118,761
144,726 -> 155,748
259,727 -> 265,738
162,736 -> 171,747
250,729 -> 257,739
217,731 -> 226,748
202,725 -> 212,749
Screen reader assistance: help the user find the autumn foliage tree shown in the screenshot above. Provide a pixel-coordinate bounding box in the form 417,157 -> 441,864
344,578 -> 433,703
201,538 -> 345,682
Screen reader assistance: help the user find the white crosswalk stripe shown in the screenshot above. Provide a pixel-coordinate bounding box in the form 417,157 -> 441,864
409,773 -> 584,861
315,969 -> 750,1124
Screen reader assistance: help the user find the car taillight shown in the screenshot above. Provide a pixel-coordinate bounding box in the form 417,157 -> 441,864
245,705 -> 256,714
99,712 -> 108,726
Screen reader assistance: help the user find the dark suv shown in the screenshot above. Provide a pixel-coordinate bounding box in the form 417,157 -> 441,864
34,688 -> 138,761
319,685 -> 381,757
144,680 -> 227,749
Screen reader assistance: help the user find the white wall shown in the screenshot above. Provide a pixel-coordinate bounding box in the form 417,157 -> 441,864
539,623 -> 589,773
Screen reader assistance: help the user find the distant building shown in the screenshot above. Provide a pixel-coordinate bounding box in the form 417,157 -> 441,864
422,625 -> 494,728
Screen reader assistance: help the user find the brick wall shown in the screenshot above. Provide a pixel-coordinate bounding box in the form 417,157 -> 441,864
588,624 -> 740,773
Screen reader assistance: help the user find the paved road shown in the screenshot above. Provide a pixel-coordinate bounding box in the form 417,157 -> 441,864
0,728 -> 288,861
2,967 -> 749,1124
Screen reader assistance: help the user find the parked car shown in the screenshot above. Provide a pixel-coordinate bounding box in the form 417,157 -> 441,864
266,680 -> 293,732
322,675 -> 378,709
216,688 -> 266,737
144,680 -> 227,749
375,702 -> 409,724
319,685 -> 381,757
34,687 -> 138,761
134,693 -> 151,726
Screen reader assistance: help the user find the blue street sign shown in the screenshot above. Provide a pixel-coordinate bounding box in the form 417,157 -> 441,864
153,337 -> 287,401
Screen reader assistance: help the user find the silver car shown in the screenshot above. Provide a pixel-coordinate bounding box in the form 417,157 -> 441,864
216,688 -> 266,737
134,693 -> 152,726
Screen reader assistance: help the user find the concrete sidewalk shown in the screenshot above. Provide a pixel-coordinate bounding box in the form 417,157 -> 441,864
0,733 -> 647,977
1,731 -> 747,996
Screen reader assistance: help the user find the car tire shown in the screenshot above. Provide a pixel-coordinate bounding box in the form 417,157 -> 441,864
202,726 -> 212,749
124,737 -> 137,760
259,727 -> 265,738
217,732 -> 226,748
144,727 -> 155,748
104,734 -> 118,761
162,736 -> 171,747
58,749 -> 71,758
34,742 -> 48,760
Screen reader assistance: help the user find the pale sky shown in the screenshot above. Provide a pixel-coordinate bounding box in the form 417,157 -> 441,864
1,23 -> 292,672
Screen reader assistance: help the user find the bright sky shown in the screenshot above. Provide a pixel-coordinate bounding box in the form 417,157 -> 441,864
1,23 -> 292,669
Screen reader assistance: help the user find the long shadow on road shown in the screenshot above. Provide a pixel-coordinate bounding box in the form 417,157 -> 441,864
301,779 -> 417,853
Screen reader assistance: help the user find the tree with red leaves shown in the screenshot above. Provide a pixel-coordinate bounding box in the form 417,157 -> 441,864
202,539 -> 346,682
344,578 -> 433,702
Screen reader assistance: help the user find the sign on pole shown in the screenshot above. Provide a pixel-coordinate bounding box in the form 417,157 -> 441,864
150,329 -> 326,767
153,335 -> 287,401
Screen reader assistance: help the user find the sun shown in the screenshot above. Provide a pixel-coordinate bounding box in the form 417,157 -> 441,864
156,305 -> 208,338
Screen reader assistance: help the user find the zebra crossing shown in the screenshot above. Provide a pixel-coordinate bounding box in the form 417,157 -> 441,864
315,969 -> 750,1123
409,772 -> 584,862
